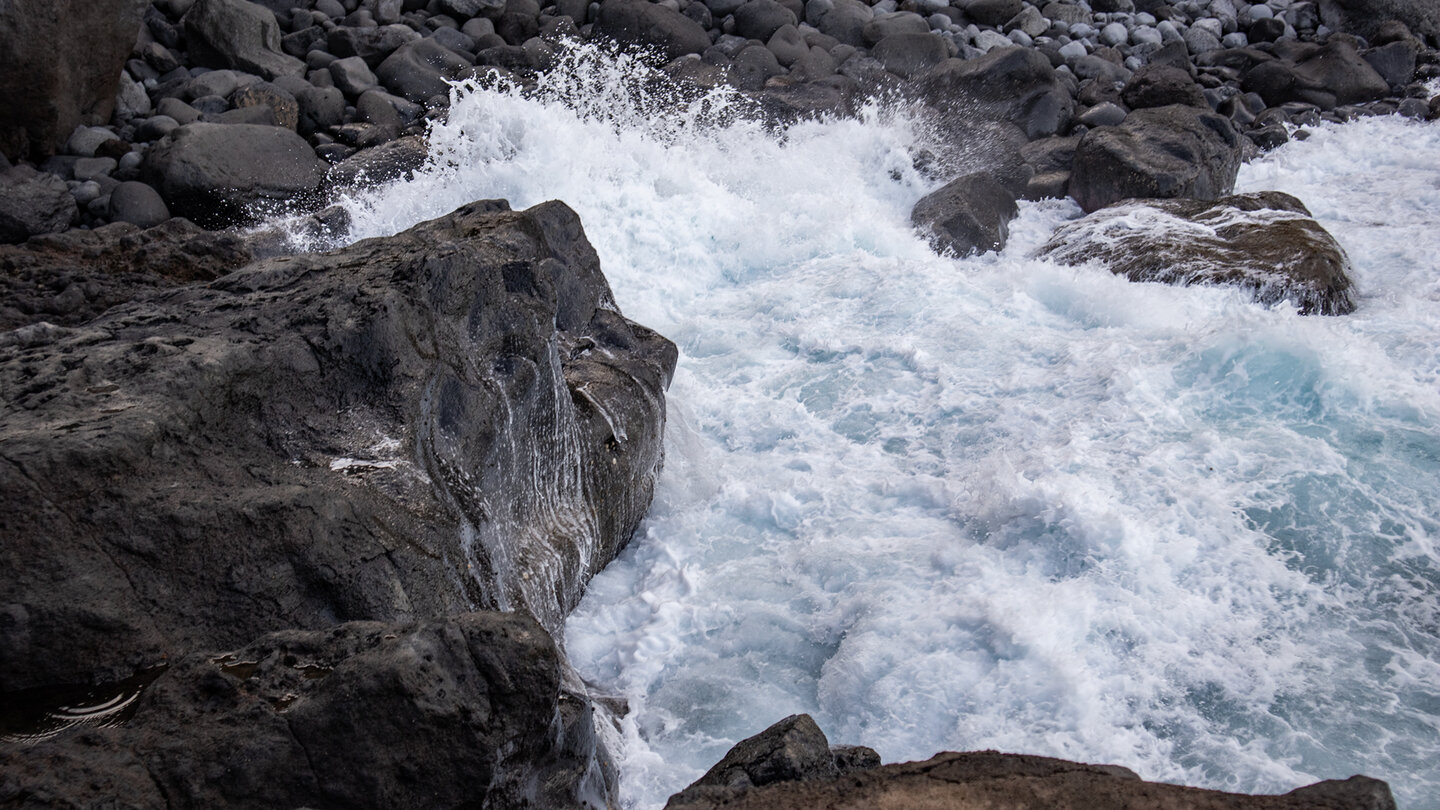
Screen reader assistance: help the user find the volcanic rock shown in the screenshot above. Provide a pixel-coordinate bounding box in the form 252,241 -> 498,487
912,171 -> 1020,256
0,218 -> 250,331
665,747 -> 1396,810
376,39 -> 479,103
594,0 -> 714,60
1318,0 -> 1440,41
1035,191 -> 1356,314
0,166 -> 79,243
106,181 -> 172,228
1068,104 -> 1242,212
0,199 -> 675,693
0,0 -> 149,162
141,122 -> 330,227
917,47 -> 1075,140
182,0 -> 307,80
667,714 -> 880,808
0,612 -> 611,809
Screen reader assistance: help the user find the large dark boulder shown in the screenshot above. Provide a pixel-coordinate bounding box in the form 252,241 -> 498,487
0,0 -> 148,162
0,218 -> 250,332
1121,64 -> 1207,109
593,0 -> 714,60
375,39 -> 478,103
182,0 -> 306,80
0,612 -> 610,809
1289,35 -> 1390,108
733,0 -> 799,41
911,172 -> 1020,256
1035,191 -> 1356,315
0,199 -> 676,693
141,122 -> 330,227
1318,0 -> 1440,41
664,747 -> 1395,810
1068,104 -> 1242,213
0,165 -> 78,243
916,47 -> 1075,140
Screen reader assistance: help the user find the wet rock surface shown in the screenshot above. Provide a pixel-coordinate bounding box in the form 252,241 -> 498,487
665,716 -> 1396,810
0,198 -> 675,694
1035,191 -> 1356,314
1,612 -> 611,810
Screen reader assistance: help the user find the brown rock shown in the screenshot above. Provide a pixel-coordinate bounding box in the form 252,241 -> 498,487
1034,191 -> 1356,315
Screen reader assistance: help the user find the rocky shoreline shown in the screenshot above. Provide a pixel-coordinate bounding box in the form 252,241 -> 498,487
0,0 -> 1429,806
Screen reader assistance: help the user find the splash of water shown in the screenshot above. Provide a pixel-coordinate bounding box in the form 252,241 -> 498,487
306,47 -> 1440,810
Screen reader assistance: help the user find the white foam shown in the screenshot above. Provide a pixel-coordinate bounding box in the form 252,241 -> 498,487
307,55 -> 1440,809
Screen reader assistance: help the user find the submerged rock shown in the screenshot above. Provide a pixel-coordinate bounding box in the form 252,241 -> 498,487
1034,191 -> 1356,315
0,199 -> 675,693
0,612 -> 610,809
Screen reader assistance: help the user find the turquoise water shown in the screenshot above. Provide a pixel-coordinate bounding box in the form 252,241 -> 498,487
324,51 -> 1440,808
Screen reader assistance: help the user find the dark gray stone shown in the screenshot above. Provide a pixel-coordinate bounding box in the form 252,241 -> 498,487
593,0 -> 714,58
231,82 -> 301,130
1122,63 -> 1208,108
375,39 -> 476,103
733,0 -> 800,41
0,166 -> 79,243
325,134 -> 429,189
813,0 -> 872,47
861,10 -> 930,45
1036,191 -> 1356,315
1362,39 -> 1419,88
968,0 -> 1024,27
327,23 -> 424,67
182,0 -> 307,80
916,47 -> 1075,139
141,122 -> 329,226
1068,104 -> 1242,213
911,171 -> 1020,256
331,55 -> 384,96
0,218 -> 250,330
1318,0 -> 1440,41
106,181 -> 171,228
0,0 -> 148,162
0,613 -> 612,810
873,33 -> 949,77
667,714 -> 881,809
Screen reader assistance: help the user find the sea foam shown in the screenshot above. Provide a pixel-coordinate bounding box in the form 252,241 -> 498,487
310,48 -> 1440,809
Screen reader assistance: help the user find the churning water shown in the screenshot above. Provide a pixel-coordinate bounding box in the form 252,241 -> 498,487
320,47 -> 1440,809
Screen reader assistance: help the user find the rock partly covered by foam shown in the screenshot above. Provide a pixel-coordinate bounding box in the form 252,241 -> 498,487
0,198 -> 675,693
0,612 -> 610,809
666,716 -> 1396,810
911,171 -> 1020,256
1035,191 -> 1356,315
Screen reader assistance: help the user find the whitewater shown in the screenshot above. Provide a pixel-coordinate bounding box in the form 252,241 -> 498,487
312,49 -> 1440,809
